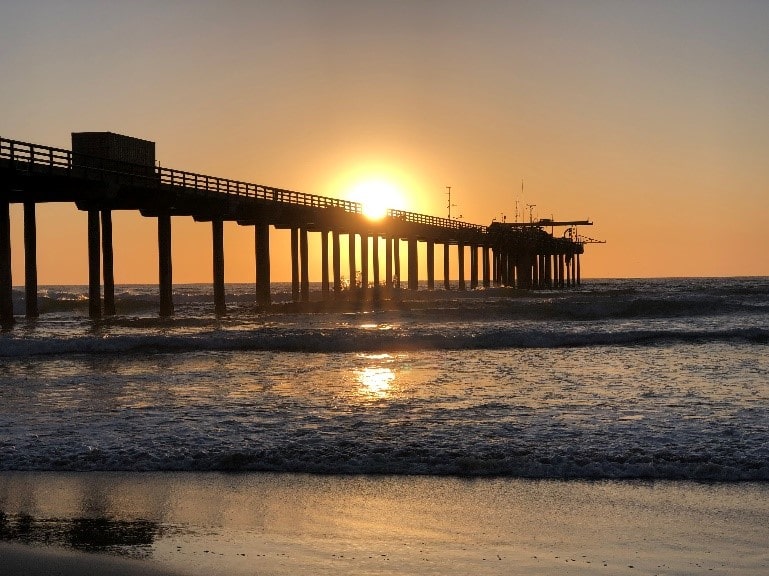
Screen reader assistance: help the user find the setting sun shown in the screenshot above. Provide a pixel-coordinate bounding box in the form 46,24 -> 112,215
347,179 -> 406,220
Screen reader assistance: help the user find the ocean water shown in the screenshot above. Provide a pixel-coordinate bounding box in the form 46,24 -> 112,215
1,277 -> 767,481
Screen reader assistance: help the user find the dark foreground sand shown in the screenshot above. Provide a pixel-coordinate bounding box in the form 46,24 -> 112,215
1,472 -> 767,575
0,542 -> 185,576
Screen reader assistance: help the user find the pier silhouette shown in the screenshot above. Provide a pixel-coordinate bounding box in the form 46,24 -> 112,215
0,132 -> 595,325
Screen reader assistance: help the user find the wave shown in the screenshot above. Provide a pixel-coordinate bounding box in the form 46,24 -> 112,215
9,281 -> 769,320
2,326 -> 766,357
3,440 -> 767,481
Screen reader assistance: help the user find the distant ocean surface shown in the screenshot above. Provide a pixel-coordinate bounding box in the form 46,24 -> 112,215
1,277 -> 767,480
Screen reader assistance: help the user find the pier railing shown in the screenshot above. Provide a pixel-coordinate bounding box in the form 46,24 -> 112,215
1,136 -> 485,233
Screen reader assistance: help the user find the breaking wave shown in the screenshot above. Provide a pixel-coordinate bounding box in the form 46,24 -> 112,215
1,325 -> 767,357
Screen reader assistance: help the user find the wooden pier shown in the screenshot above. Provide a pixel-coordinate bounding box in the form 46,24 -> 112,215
0,132 -> 595,326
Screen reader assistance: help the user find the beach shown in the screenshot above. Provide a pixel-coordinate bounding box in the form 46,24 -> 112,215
1,472 -> 768,575
1,278 -> 767,574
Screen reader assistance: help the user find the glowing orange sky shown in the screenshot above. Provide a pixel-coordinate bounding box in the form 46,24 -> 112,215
2,1 -> 768,283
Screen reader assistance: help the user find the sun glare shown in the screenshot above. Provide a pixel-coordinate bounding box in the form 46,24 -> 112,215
348,179 -> 405,220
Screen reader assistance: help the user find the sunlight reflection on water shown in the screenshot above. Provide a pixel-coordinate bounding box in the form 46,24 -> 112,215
356,366 -> 395,399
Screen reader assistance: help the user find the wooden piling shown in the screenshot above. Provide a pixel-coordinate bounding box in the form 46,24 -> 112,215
332,230 -> 341,295
0,201 -> 13,326
88,209 -> 101,319
101,210 -> 115,315
492,249 -> 498,287
407,238 -> 418,291
426,240 -> 435,290
290,227 -> 299,302
158,213 -> 173,316
360,234 -> 369,293
24,202 -> 38,318
212,219 -> 225,315
300,228 -> 309,303
576,253 -> 581,285
372,234 -> 380,291
255,224 -> 271,305
321,230 -> 330,298
470,245 -> 478,289
443,243 -> 450,290
393,238 -> 401,289
348,232 -> 356,291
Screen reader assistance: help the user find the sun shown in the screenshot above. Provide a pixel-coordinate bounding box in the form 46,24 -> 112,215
348,179 -> 405,220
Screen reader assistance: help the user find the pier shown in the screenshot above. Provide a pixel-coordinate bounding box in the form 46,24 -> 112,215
0,132 -> 596,326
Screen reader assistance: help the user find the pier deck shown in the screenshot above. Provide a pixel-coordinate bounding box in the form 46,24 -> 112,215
0,133 -> 594,325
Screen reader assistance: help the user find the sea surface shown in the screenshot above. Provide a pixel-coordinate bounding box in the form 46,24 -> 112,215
1,277 -> 768,480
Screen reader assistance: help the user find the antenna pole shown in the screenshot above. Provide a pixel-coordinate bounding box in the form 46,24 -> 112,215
446,186 -> 456,220
527,203 -> 536,223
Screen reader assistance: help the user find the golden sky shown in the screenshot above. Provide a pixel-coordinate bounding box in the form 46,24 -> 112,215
2,0 -> 768,283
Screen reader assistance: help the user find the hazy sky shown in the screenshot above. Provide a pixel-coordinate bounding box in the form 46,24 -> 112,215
2,0 -> 768,283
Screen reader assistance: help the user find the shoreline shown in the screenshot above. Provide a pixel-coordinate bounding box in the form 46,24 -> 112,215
1,472 -> 767,575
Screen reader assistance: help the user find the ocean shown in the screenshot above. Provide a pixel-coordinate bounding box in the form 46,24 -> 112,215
1,277 -> 768,481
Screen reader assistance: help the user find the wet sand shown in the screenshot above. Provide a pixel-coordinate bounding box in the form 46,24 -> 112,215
1,472 -> 767,575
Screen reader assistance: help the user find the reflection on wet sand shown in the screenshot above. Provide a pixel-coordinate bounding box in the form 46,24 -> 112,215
0,512 -> 160,558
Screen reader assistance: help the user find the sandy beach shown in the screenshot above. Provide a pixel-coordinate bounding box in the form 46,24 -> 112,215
0,472 -> 766,575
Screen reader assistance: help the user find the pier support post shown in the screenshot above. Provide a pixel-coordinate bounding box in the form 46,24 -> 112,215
457,243 -> 465,291
426,241 -> 435,290
516,254 -> 531,290
549,255 -> 556,288
290,227 -> 300,302
321,230 -> 330,299
88,209 -> 102,319
555,254 -> 561,288
407,238 -> 418,291
499,252 -> 506,286
332,230 -> 341,295
394,238 -> 401,289
372,234 -> 380,291
158,213 -> 174,316
443,244 -> 451,290
492,250 -> 498,286
255,224 -> 271,305
548,254 -> 553,287
576,253 -> 581,285
482,246 -> 490,288
470,245 -> 478,289
502,252 -> 508,286
360,234 -> 369,294
212,219 -> 226,315
24,202 -> 38,318
300,228 -> 309,303
559,254 -> 566,288
385,236 -> 393,290
539,254 -> 544,288
101,210 -> 115,316
348,232 -> 357,292
0,201 -> 13,326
